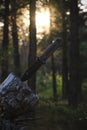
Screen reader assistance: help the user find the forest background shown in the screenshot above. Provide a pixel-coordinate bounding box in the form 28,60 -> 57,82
0,0 -> 87,129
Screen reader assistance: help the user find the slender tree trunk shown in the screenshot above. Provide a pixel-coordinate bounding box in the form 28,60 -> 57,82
49,0 -> 57,99
51,54 -> 57,99
11,1 -> 21,76
62,0 -> 68,98
69,0 -> 81,107
28,0 -> 37,93
1,0 -> 9,82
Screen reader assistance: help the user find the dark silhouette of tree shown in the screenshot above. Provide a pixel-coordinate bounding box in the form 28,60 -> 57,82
61,0 -> 69,98
51,54 -> 57,99
79,11 -> 87,81
49,0 -> 57,99
68,0 -> 81,107
1,0 -> 10,82
11,0 -> 21,76
28,0 -> 37,93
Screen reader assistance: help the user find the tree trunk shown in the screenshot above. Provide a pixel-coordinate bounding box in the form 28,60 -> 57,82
69,0 -> 81,107
51,54 -> 57,99
1,0 -> 9,82
62,0 -> 69,98
49,0 -> 57,99
11,1 -> 21,76
28,0 -> 37,93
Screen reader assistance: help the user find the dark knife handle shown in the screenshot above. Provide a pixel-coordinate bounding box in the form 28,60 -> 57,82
21,38 -> 62,81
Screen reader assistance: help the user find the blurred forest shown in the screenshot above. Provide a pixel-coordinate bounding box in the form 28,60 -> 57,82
0,0 -> 87,129
0,0 -> 87,106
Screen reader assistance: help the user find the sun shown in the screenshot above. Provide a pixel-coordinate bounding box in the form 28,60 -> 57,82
22,8 -> 50,34
36,8 -> 50,34
18,7 -> 50,41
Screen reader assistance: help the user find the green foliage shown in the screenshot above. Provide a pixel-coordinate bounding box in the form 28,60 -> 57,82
36,71 -> 53,98
36,70 -> 62,99
56,74 -> 62,98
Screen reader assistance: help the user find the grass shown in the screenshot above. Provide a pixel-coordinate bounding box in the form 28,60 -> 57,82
14,99 -> 87,130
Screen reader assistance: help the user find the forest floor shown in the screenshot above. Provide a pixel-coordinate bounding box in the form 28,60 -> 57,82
12,99 -> 87,130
